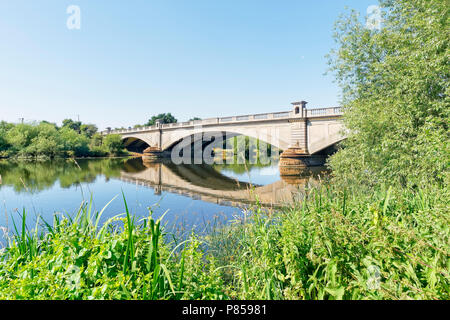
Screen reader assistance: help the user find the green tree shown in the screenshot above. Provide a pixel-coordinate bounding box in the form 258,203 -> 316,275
145,113 -> 177,126
59,127 -> 90,157
80,124 -> 98,138
28,122 -> 63,157
62,119 -> 82,133
103,134 -> 124,156
5,123 -> 39,156
89,133 -> 103,147
0,121 -> 13,152
327,0 -> 449,188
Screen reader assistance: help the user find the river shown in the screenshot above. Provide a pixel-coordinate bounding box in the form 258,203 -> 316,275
0,157 -> 327,241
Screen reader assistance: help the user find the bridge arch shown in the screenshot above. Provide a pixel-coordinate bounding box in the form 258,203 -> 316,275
308,132 -> 346,155
121,136 -> 152,153
161,127 -> 289,152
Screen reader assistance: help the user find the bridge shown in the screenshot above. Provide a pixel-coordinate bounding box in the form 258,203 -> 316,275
103,101 -> 345,171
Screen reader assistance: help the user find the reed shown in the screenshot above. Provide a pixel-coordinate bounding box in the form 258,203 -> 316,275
0,184 -> 448,300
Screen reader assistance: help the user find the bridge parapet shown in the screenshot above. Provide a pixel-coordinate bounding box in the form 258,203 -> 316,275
103,106 -> 342,135
306,107 -> 343,117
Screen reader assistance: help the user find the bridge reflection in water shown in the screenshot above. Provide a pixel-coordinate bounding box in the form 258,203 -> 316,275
120,158 -> 328,208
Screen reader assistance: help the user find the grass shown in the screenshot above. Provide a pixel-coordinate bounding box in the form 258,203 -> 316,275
0,184 -> 448,300
207,185 -> 449,300
0,192 -> 226,300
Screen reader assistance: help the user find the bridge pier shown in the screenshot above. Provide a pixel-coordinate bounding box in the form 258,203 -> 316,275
279,148 -> 326,176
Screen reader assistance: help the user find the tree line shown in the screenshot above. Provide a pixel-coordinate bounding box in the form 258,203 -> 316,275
0,119 -> 125,158
131,113 -> 201,129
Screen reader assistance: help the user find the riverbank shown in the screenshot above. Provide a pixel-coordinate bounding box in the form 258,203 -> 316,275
0,184 -> 447,300
0,155 -> 133,160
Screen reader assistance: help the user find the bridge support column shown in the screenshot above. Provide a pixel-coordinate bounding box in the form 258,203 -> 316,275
279,150 -> 326,175
279,148 -> 308,175
279,101 -> 310,175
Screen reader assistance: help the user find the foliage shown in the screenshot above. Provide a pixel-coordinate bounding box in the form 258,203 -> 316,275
207,185 -> 449,300
62,119 -> 82,133
1,186 -> 447,300
0,196 -> 227,300
327,0 -> 449,188
145,113 -> 178,126
102,134 -> 126,156
80,124 -> 98,138
0,120 -> 125,158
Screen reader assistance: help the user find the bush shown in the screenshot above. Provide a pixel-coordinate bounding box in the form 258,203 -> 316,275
327,0 -> 449,188
103,134 -> 125,156
208,185 -> 449,300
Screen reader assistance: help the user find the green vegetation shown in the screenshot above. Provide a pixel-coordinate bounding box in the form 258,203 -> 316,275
133,113 -> 178,129
0,0 -> 447,300
326,0 -> 448,188
211,136 -> 280,165
208,185 -> 449,299
0,186 -> 447,299
0,120 -> 127,159
0,196 -> 225,299
145,113 -> 178,127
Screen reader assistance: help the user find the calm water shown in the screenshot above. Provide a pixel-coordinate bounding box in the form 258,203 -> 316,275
0,158 -> 327,240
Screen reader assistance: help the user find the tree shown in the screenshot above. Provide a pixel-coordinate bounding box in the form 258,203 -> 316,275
0,121 -> 13,152
59,127 -> 90,157
89,133 -> 103,147
189,117 -> 201,121
80,124 -> 98,138
145,113 -> 177,126
30,122 -> 63,157
5,123 -> 39,156
327,0 -> 449,188
103,134 -> 124,156
62,119 -> 82,133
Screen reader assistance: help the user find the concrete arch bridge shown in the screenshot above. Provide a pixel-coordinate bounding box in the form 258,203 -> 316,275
103,101 -> 345,172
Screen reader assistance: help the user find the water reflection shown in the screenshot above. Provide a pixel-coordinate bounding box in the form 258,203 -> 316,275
0,158 -> 124,193
0,157 -> 328,207
0,157 -> 329,243
121,159 -> 327,207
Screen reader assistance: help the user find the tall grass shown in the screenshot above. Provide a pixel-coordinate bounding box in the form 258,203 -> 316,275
0,193 -> 226,300
0,185 -> 448,300
206,185 -> 449,300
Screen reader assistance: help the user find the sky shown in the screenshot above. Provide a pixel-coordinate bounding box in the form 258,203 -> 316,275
0,0 -> 377,130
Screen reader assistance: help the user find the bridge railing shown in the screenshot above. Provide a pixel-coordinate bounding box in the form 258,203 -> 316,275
103,107 -> 342,134
306,107 -> 342,117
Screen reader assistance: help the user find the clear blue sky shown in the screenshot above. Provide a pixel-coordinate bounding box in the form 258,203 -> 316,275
0,0 -> 377,130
